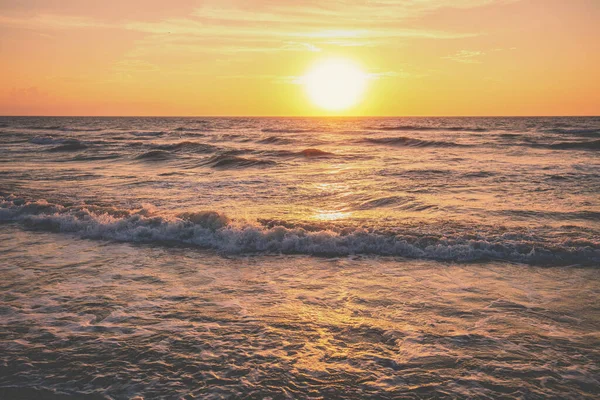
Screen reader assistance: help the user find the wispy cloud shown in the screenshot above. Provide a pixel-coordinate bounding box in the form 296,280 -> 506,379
0,0 -> 502,54
443,50 -> 486,63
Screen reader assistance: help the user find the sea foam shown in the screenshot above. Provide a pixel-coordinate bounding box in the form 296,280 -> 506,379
1,197 -> 598,266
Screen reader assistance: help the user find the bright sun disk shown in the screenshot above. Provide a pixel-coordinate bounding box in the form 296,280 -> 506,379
303,58 -> 368,111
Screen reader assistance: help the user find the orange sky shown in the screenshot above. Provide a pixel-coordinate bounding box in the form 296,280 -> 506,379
0,0 -> 598,116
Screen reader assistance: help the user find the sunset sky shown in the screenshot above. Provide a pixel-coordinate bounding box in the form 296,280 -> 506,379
1,0 -> 598,116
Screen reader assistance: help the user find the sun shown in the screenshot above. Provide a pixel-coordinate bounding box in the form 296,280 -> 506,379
302,58 -> 368,112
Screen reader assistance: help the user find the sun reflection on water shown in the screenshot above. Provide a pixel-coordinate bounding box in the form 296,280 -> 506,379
313,209 -> 352,221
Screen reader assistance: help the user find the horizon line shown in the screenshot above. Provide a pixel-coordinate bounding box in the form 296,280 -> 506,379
1,115 -> 598,118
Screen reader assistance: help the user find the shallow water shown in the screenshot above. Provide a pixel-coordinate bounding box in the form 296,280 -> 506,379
1,117 -> 599,398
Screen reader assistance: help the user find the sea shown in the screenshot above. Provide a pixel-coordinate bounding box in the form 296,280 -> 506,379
0,116 -> 599,398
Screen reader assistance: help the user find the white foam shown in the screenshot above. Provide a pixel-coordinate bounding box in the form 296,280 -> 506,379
1,197 -> 598,265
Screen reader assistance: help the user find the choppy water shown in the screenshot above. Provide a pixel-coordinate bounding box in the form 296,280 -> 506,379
1,116 -> 599,398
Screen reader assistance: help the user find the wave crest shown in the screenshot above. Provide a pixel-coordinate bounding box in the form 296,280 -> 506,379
261,128 -> 313,133
202,154 -> 276,169
363,137 -> 469,148
135,150 -> 172,161
1,197 -> 598,265
367,125 -> 488,132
154,141 -> 217,153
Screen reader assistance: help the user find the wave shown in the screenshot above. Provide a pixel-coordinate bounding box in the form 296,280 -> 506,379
544,128 -> 600,137
299,148 -> 334,157
362,136 -> 469,148
173,127 -> 212,132
545,140 -> 600,150
135,150 -> 172,161
47,140 -> 88,152
26,126 -> 102,132
71,153 -> 121,161
63,127 -> 103,132
256,148 -> 335,159
30,136 -> 67,145
261,128 -> 314,133
153,141 -> 217,153
498,209 -> 600,221
1,197 -> 598,265
201,154 -> 276,169
130,131 -> 166,137
26,125 -> 63,131
258,136 -> 294,145
357,196 -> 408,210
367,125 -> 488,132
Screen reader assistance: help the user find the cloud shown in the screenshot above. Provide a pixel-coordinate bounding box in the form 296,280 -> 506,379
443,50 -> 486,63
0,0 -> 503,53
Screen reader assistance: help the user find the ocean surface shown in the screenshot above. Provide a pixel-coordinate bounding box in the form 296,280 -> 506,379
0,116 -> 599,398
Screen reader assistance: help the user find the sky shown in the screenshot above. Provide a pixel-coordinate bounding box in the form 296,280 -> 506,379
0,0 -> 598,116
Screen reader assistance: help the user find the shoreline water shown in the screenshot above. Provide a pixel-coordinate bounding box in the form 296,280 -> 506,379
1,226 -> 599,398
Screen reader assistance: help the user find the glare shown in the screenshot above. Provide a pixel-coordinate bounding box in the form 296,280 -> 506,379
302,58 -> 368,111
313,210 -> 352,221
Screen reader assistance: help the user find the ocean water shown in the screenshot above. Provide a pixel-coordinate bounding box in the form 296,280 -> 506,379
0,116 -> 599,398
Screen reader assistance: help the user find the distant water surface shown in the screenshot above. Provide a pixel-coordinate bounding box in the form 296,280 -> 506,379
1,116 -> 599,398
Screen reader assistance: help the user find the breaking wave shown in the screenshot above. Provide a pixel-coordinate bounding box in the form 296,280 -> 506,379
1,197 -> 598,266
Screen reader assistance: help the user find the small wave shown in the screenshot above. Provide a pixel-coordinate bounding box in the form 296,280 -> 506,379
257,149 -> 334,159
62,127 -> 103,132
173,127 -> 211,132
258,136 -> 294,145
299,148 -> 334,157
261,128 -> 313,134
47,140 -> 88,152
30,136 -> 66,145
367,125 -> 488,132
546,140 -> 600,150
26,125 -> 62,131
72,154 -> 121,161
544,128 -> 600,137
357,196 -> 408,210
1,197 -> 598,265
499,209 -> 600,221
135,150 -> 172,161
154,141 -> 217,153
401,169 -> 449,175
462,171 -> 495,178
201,154 -> 276,169
130,131 -> 165,137
363,137 -> 469,148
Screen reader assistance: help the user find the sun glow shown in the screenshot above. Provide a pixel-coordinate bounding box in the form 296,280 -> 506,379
302,58 -> 368,112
